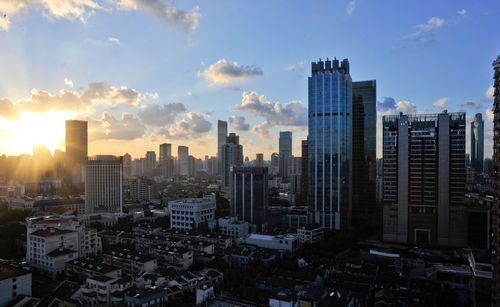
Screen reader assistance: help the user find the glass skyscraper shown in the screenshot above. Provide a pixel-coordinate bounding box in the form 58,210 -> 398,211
308,58 -> 352,230
279,131 -> 292,179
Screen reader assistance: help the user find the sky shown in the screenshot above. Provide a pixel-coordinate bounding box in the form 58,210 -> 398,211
0,0 -> 498,160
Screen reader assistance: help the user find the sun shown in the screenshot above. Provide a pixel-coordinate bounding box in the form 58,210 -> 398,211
10,110 -> 77,155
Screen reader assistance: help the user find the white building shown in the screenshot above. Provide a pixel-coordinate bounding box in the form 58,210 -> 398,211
81,275 -> 132,306
0,265 -> 31,306
241,234 -> 299,253
85,155 -> 123,214
297,225 -> 324,246
208,217 -> 249,239
169,195 -> 216,230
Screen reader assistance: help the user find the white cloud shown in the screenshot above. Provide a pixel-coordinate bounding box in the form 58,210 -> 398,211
157,112 -> 212,139
203,59 -> 263,84
457,9 -> 467,17
486,85 -> 494,100
460,100 -> 482,109
402,16 -> 445,47
0,98 -> 19,118
138,103 -> 187,126
64,78 -> 74,87
433,97 -> 448,109
252,121 -> 273,139
486,108 -> 494,122
346,0 -> 356,15
417,17 -> 444,30
87,112 -> 146,140
228,115 -> 249,131
107,37 -> 120,44
285,61 -> 304,72
0,15 -> 10,31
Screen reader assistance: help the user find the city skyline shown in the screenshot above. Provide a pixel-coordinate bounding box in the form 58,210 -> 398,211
0,1 -> 497,159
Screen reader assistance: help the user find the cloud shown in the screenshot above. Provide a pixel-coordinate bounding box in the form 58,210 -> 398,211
234,91 -> 307,127
81,82 -> 141,107
87,112 -> 146,140
117,0 -> 200,32
433,97 -> 448,109
0,0 -> 200,32
64,78 -> 74,87
486,109 -> 494,122
377,97 -> 417,115
107,37 -> 120,44
486,85 -> 494,100
203,59 -> 263,84
460,100 -> 482,109
377,97 -> 396,112
285,61 -> 304,72
156,112 -> 212,139
138,102 -> 187,126
457,9 -> 467,17
252,121 -> 273,138
228,115 -> 249,131
0,98 -> 19,118
402,16 -> 445,47
0,15 -> 10,31
346,0 -> 356,15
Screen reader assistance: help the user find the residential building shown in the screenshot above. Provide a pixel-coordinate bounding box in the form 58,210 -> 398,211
103,249 -> 157,276
125,287 -> 166,307
230,167 -> 268,232
352,80 -> 377,225
85,155 -> 123,214
145,151 -> 156,175
123,153 -> 132,179
65,257 -> 122,280
178,146 -> 189,176
0,264 -> 32,306
492,55 -> 500,306
129,177 -> 154,202
65,120 -> 88,186
308,58 -> 352,230
471,113 -> 484,172
279,131 -> 292,180
382,111 -> 466,246
221,133 -> 243,187
81,275 -> 132,306
208,217 -> 249,239
217,120 -> 228,175
169,195 -> 216,230
241,234 -> 299,253
297,224 -> 325,246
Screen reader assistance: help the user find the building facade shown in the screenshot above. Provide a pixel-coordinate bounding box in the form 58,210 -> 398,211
169,195 -> 216,230
178,146 -> 189,177
85,155 -> 123,214
0,265 -> 32,306
382,111 -> 466,246
217,120 -> 228,175
471,113 -> 484,172
123,153 -> 132,179
65,120 -> 88,186
279,131 -> 292,180
221,133 -> 243,187
301,139 -> 309,205
491,55 -> 500,306
230,167 -> 268,232
308,58 -> 352,230
255,153 -> 264,167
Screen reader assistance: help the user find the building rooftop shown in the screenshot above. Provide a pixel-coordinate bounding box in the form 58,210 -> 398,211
30,228 -> 75,237
89,275 -> 115,283
68,257 -> 120,274
106,249 -> 157,263
47,248 -> 76,258
0,264 -> 30,281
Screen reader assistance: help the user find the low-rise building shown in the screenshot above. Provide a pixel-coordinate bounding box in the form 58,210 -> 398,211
150,245 -> 194,270
65,257 -> 122,280
103,249 -> 157,276
125,287 -> 166,306
169,195 -> 216,230
297,224 -> 324,246
81,275 -> 132,306
208,217 -> 249,239
241,234 -> 299,253
0,264 -> 31,306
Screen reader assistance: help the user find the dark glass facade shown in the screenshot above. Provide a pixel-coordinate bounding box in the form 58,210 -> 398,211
492,55 -> 500,305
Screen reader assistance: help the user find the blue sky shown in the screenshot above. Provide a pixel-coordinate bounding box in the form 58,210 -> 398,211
0,0 -> 497,159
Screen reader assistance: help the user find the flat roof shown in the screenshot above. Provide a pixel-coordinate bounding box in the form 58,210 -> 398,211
31,228 -> 75,237
0,264 -> 30,281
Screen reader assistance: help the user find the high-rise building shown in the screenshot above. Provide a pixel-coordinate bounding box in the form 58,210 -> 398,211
301,139 -> 309,205
207,157 -> 217,177
231,167 -> 268,232
270,153 -> 279,176
308,58 -> 352,230
279,131 -> 292,179
352,80 -> 377,225
145,151 -> 156,174
65,120 -> 88,186
221,133 -> 243,187
255,153 -> 264,167
85,156 -> 123,214
217,120 -> 228,175
159,143 -> 172,162
471,113 -> 484,172
382,111 -> 466,245
178,146 -> 189,176
491,55 -> 500,305
123,153 -> 132,179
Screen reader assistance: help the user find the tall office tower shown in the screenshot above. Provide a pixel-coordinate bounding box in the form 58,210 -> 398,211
123,153 -> 132,179
84,156 -> 123,214
270,152 -> 279,176
231,167 -> 268,232
207,157 -> 217,176
300,139 -> 309,205
308,58 -> 352,230
279,131 -> 292,179
145,151 -> 156,174
221,133 -> 243,187
53,149 -> 65,177
352,80 -> 377,225
217,120 -> 228,175
492,55 -> 500,306
178,146 -> 189,176
65,120 -> 88,186
255,153 -> 264,167
159,143 -> 172,162
382,111 -> 466,245
188,155 -> 195,177
471,113 -> 484,172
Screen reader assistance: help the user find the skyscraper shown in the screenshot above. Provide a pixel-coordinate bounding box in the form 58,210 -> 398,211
491,55 -> 500,306
382,111 -> 466,245
279,131 -> 292,179
352,80 -> 377,225
255,153 -> 264,167
123,153 -> 132,178
471,113 -> 484,172
65,120 -> 88,186
217,120 -> 228,175
308,58 -> 352,230
300,139 -> 309,205
145,151 -> 156,175
221,133 -> 243,187
159,143 -> 172,162
85,155 -> 123,214
178,146 -> 189,176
